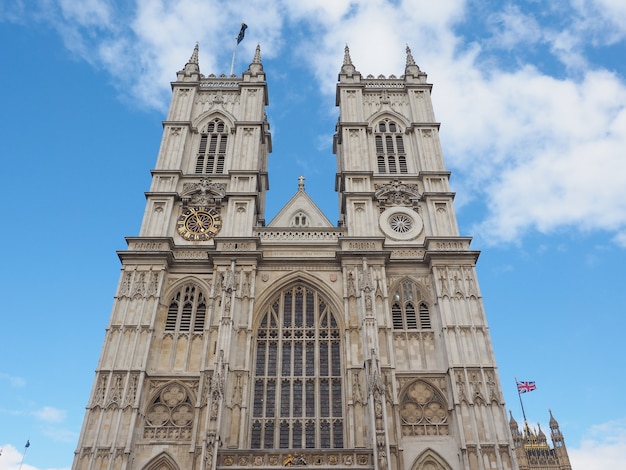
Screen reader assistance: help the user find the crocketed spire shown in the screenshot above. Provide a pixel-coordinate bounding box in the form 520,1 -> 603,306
246,44 -> 264,75
404,45 -> 421,76
190,42 -> 199,64
406,45 -> 416,66
339,44 -> 358,76
182,43 -> 200,76
343,44 -> 353,66
253,43 -> 262,64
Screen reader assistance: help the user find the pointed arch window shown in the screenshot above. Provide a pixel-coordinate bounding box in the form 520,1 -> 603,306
165,284 -> 207,333
374,118 -> 408,174
391,280 -> 431,330
196,118 -> 228,174
291,211 -> 310,227
252,284 -> 343,449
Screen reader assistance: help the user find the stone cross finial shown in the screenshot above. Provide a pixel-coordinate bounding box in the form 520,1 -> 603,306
298,175 -> 305,190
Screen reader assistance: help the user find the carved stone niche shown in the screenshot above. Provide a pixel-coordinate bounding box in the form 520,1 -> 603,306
180,177 -> 227,208
374,179 -> 421,213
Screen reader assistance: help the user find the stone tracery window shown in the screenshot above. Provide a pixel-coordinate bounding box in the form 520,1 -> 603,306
165,284 -> 206,333
252,284 -> 343,449
196,118 -> 228,174
391,280 -> 431,330
400,380 -> 448,436
144,382 -> 194,440
374,118 -> 407,174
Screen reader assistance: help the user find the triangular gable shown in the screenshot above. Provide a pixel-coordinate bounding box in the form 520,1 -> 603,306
268,184 -> 334,228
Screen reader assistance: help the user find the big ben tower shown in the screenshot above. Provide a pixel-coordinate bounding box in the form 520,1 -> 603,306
73,45 -> 519,470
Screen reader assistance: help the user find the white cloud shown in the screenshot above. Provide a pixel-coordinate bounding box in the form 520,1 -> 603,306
32,406 -> 66,423
486,4 -> 542,50
0,445 -> 38,470
576,0 -> 626,42
58,0 -> 113,27
0,373 -> 26,387
569,419 -> 626,469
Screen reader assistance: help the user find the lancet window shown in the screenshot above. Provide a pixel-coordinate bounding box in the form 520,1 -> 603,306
391,280 -> 431,330
252,284 -> 343,449
195,118 -> 228,174
374,118 -> 408,174
165,284 -> 207,333
291,211 -> 310,227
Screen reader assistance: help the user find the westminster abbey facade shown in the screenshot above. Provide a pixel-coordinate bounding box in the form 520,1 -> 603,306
72,45 -> 570,470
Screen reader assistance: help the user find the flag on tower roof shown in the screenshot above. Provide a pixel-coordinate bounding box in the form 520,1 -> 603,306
236,23 -> 248,44
516,380 -> 537,394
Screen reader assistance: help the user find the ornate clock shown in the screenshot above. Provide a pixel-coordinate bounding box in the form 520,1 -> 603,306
176,206 -> 222,241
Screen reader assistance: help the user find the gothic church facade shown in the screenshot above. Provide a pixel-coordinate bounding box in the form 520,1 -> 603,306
74,45 -> 523,470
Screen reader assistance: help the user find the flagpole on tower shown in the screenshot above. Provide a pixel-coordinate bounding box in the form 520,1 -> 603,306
515,377 -> 528,422
230,22 -> 248,76
18,440 -> 30,470
515,378 -> 537,425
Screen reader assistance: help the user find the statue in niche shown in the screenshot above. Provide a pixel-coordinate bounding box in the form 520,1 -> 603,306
347,272 -> 356,298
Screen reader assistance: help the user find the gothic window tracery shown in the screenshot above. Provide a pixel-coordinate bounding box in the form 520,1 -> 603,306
391,280 -> 431,330
195,118 -> 228,174
400,380 -> 448,436
374,118 -> 408,174
143,383 -> 194,440
252,284 -> 343,449
165,284 -> 207,333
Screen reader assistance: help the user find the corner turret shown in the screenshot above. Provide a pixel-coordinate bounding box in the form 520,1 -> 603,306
243,44 -> 265,81
404,45 -> 428,83
177,43 -> 201,81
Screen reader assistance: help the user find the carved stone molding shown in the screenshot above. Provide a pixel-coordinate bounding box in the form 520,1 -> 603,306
375,179 -> 421,211
180,178 -> 227,207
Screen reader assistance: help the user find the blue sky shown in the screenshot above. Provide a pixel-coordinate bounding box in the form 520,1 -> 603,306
1,1 -> 625,469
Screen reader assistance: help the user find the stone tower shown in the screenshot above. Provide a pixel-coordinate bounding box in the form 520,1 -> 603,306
72,45 -> 519,470
509,411 -> 572,470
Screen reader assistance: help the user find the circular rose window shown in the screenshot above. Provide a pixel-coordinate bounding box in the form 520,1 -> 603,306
379,207 -> 423,241
390,214 -> 413,233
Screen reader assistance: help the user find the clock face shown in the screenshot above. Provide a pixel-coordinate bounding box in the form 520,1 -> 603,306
176,206 -> 222,241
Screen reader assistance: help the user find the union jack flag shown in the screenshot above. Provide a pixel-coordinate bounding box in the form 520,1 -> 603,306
516,381 -> 536,394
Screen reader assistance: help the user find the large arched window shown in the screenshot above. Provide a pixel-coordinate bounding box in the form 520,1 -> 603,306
391,280 -> 431,330
252,284 -> 343,449
374,118 -> 407,174
165,284 -> 206,333
195,118 -> 228,174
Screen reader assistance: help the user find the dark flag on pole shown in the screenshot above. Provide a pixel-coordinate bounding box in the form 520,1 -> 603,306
25,440 -> 30,448
236,23 -> 248,44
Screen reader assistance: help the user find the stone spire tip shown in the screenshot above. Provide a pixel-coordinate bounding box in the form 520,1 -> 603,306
181,42 -> 200,76
253,43 -> 262,64
404,44 -> 421,76
340,44 -> 358,76
343,45 -> 353,66
406,45 -> 415,66
245,44 -> 264,75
